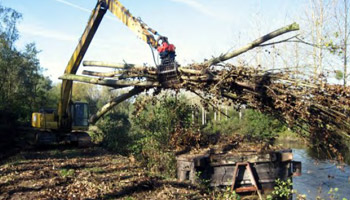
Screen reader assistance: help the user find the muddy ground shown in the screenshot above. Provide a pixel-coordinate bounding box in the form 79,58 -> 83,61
0,146 -> 212,200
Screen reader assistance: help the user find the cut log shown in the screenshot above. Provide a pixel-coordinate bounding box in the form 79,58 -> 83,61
82,70 -> 158,79
83,60 -> 151,69
90,87 -> 145,124
59,74 -> 160,88
178,67 -> 204,75
82,70 -> 123,77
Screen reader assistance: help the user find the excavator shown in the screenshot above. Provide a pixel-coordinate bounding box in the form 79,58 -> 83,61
31,0 -> 178,145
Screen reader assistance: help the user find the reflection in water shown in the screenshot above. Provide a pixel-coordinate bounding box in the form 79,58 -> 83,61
306,144 -> 350,165
277,139 -> 350,199
293,149 -> 350,199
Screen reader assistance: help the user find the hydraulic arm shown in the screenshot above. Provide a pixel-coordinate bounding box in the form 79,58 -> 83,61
59,2 -> 107,131
59,0 -> 177,131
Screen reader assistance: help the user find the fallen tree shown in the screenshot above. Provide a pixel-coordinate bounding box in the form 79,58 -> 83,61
59,22 -> 350,160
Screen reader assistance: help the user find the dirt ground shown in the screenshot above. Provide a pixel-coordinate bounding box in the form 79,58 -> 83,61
0,146 -> 209,200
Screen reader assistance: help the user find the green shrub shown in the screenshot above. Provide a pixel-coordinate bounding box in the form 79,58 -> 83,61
240,109 -> 285,142
202,117 -> 240,136
214,186 -> 241,200
96,111 -> 132,155
201,109 -> 285,143
267,178 -> 293,200
89,97 -> 133,155
130,95 -> 198,177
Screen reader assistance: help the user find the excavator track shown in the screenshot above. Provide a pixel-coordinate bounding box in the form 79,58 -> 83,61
35,132 -> 91,147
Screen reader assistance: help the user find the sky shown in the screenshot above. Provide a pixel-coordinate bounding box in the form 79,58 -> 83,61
2,0 -> 306,82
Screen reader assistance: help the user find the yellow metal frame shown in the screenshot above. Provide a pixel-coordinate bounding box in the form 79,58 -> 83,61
104,0 -> 158,47
32,112 -> 58,130
59,0 -> 160,131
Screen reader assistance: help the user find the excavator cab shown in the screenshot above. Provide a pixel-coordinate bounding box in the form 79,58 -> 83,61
32,102 -> 89,131
71,102 -> 89,130
32,101 -> 89,145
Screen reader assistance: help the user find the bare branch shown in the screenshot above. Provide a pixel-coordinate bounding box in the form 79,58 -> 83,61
201,22 -> 300,68
258,34 -> 299,47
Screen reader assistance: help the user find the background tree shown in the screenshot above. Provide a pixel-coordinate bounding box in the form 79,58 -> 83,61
333,0 -> 349,86
0,3 -> 51,123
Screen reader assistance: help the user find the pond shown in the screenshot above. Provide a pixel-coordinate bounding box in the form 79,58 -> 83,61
276,139 -> 350,199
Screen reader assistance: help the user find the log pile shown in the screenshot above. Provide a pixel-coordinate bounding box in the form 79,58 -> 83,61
59,22 -> 350,159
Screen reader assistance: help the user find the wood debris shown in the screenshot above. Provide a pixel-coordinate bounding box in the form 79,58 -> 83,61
59,22 -> 350,159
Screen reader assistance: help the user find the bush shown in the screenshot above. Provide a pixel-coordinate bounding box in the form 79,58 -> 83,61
91,93 -> 287,176
96,111 -> 131,154
267,178 -> 293,200
90,99 -> 133,155
240,109 -> 285,142
214,187 -> 241,200
130,95 -> 198,177
201,109 -> 285,143
202,115 -> 240,135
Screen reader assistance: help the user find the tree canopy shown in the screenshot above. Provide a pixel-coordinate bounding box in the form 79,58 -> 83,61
0,3 -> 51,123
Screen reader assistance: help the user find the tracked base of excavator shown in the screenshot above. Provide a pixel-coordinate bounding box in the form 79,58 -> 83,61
35,131 -> 92,147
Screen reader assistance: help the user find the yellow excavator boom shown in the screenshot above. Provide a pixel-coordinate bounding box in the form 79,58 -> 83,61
104,0 -> 159,48
58,0 -> 161,131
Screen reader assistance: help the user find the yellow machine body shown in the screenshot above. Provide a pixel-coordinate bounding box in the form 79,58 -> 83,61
32,102 -> 89,132
31,112 -> 58,130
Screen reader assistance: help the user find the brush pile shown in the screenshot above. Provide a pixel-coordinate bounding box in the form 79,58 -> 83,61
60,22 -> 350,159
187,64 -> 350,159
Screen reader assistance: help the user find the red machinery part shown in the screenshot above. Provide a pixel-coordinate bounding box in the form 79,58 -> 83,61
157,42 -> 176,53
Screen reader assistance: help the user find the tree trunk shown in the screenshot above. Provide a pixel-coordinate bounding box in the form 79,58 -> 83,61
202,22 -> 300,68
83,60 -> 147,69
344,0 -> 348,87
89,87 -> 145,124
59,74 -> 160,88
